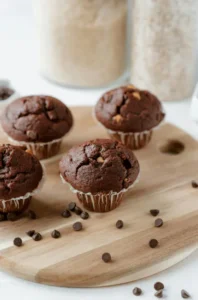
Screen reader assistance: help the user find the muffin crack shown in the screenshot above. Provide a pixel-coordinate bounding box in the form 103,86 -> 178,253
75,146 -> 90,179
115,95 -> 128,116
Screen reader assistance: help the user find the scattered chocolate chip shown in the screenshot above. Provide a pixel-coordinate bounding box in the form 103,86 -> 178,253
26,230 -> 35,237
28,210 -> 37,220
155,290 -> 163,298
68,202 -> 76,212
116,220 -> 124,229
0,87 -> 14,100
80,211 -> 89,220
154,282 -> 164,291
102,252 -> 111,263
61,209 -> 71,218
32,232 -> 42,241
133,287 -> 142,296
191,180 -> 198,188
181,290 -> 191,299
155,218 -> 163,228
149,239 -> 159,248
51,230 -> 61,239
7,212 -> 18,221
73,222 -> 83,231
150,209 -> 160,217
13,237 -> 22,247
74,206 -> 82,215
0,213 -> 5,221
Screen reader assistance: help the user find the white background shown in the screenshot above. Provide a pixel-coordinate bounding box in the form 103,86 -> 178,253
0,1 -> 198,299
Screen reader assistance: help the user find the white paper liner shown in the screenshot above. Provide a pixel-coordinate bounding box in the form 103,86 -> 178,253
60,173 -> 140,212
7,135 -> 63,160
108,129 -> 153,150
0,163 -> 45,213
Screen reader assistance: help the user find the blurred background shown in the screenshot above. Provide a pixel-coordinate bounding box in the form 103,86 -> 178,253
0,0 -> 99,105
0,0 -> 197,133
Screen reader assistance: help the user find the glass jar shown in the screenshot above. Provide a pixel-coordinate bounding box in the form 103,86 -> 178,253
33,0 -> 127,88
130,0 -> 198,101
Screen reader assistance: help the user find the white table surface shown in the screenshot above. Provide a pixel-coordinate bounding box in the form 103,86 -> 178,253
0,1 -> 198,299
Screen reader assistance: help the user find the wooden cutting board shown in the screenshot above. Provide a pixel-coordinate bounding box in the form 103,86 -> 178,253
0,106 -> 198,287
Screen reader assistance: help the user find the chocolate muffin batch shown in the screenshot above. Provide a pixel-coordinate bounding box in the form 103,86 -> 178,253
0,85 -> 165,216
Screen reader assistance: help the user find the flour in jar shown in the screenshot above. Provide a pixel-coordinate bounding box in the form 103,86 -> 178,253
33,0 -> 127,88
130,0 -> 198,101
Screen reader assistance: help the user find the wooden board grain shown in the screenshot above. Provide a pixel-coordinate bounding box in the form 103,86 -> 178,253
0,106 -> 198,287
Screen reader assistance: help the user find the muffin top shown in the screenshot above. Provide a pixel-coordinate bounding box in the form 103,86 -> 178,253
59,139 -> 140,194
1,95 -> 73,143
95,85 -> 165,133
0,144 -> 43,200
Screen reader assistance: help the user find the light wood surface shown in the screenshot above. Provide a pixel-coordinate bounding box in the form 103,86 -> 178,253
0,106 -> 198,287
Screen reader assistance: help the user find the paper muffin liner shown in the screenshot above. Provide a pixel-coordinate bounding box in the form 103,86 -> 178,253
0,163 -> 45,214
7,136 -> 63,160
60,173 -> 140,213
108,129 -> 154,150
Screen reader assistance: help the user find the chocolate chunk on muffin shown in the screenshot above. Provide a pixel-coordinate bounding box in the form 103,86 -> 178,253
59,139 -> 140,212
0,144 -> 43,214
95,85 -> 165,149
1,95 -> 73,159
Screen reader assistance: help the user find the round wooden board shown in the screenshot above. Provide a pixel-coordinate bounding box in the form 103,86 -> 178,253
0,106 -> 198,287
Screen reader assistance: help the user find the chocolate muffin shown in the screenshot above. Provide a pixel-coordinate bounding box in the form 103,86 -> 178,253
59,139 -> 140,212
1,95 -> 73,159
0,144 -> 43,214
95,85 -> 165,149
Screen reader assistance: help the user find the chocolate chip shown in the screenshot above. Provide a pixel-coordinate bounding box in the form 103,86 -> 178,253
149,239 -> 159,248
155,218 -> 163,228
26,230 -> 35,237
73,222 -> 83,231
154,282 -> 164,291
106,94 -> 113,103
7,212 -> 18,221
26,130 -> 37,140
68,202 -> 76,212
61,209 -> 71,218
102,252 -> 111,263
74,206 -> 82,215
47,110 -> 57,121
155,290 -> 163,298
0,213 -> 5,221
80,211 -> 89,220
133,287 -> 142,296
51,230 -> 61,239
181,290 -> 191,298
13,237 -> 22,247
191,180 -> 198,188
32,232 -> 42,241
28,210 -> 37,220
116,220 -> 124,229
150,209 -> 160,217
